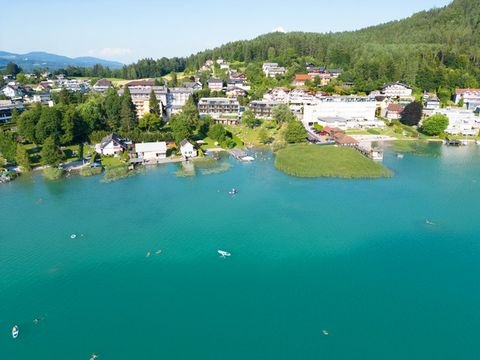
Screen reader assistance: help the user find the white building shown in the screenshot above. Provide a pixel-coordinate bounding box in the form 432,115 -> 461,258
180,139 -> 197,159
95,134 -> 128,156
119,85 -> 170,119
93,79 -> 113,93
135,142 -> 167,161
208,78 -> 224,92
0,100 -> 24,123
303,96 -> 383,130
32,93 -> 52,104
169,88 -> 193,114
198,98 -> 240,115
382,82 -> 413,98
455,89 -> 480,110
434,108 -> 480,136
263,88 -> 289,103
2,85 -> 23,98
262,63 -> 286,78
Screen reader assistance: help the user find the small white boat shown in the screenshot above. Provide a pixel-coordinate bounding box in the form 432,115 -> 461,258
476,140 -> 480,145
228,188 -> 238,195
70,234 -> 77,239
218,250 -> 231,258
322,329 -> 329,336
241,156 -> 255,162
146,251 -> 151,258
12,325 -> 19,339
155,250 -> 162,255
397,154 -> 404,159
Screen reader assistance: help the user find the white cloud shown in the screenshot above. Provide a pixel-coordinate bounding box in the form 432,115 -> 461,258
272,26 -> 286,33
87,48 -> 132,59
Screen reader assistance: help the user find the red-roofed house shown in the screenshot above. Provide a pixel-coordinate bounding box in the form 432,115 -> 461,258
386,103 -> 404,120
293,74 -> 312,87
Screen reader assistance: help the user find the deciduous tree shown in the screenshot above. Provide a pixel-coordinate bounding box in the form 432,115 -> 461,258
400,101 -> 423,126
420,114 -> 449,136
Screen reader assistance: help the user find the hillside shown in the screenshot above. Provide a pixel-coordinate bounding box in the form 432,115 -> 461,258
0,51 -> 124,71
9,0 -> 478,93
178,0 -> 479,91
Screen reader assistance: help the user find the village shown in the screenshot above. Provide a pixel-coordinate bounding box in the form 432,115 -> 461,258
1,57 -> 480,182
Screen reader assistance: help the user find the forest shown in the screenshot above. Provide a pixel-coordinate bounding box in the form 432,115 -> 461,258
48,0 -> 480,93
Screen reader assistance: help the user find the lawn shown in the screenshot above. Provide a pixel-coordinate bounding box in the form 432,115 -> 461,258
275,144 -> 392,179
101,156 -> 126,168
226,122 -> 284,147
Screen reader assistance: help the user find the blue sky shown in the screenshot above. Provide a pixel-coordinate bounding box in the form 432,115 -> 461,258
1,0 -> 453,64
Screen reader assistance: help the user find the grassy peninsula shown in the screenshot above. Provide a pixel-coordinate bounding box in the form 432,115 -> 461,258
275,144 -> 392,179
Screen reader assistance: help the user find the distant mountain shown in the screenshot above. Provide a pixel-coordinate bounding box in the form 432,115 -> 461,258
0,51 -> 124,71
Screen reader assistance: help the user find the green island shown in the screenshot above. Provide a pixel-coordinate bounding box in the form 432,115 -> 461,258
275,144 -> 392,179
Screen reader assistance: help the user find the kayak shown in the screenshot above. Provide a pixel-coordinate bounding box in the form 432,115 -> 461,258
12,325 -> 19,339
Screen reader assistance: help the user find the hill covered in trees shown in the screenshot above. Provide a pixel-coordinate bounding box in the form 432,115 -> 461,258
47,0 -> 480,92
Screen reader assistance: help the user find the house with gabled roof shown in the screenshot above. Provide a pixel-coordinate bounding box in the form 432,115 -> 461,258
95,133 -> 128,156
386,103 -> 404,120
180,139 -> 197,159
93,79 -> 113,93
382,82 -> 412,98
208,78 -> 224,92
135,141 -> 167,162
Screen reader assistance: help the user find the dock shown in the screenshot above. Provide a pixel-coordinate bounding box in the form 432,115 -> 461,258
229,149 -> 248,161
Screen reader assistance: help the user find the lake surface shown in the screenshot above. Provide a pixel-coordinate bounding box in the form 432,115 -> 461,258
1,144 -> 480,359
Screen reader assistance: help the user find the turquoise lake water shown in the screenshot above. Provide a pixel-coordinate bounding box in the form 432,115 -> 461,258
1,144 -> 480,359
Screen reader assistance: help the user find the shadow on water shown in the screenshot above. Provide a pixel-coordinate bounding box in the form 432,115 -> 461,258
387,140 -> 443,157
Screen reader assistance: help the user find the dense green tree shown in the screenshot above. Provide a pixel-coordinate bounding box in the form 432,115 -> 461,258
40,136 -> 64,166
272,104 -> 295,125
120,87 -> 137,132
17,104 -> 42,143
169,72 -> 178,87
5,62 -> 21,76
149,90 -> 160,116
284,121 -> 307,143
62,106 -> 88,145
258,128 -> 271,144
104,88 -> 122,130
400,101 -> 423,126
35,107 -> 63,143
207,124 -> 227,142
15,144 -> 31,171
79,96 -> 107,131
0,131 -> 17,162
170,116 -> 192,144
139,112 -> 162,131
420,114 -> 449,136
242,110 -> 261,128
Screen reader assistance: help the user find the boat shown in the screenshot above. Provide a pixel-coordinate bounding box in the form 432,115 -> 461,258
476,140 -> 480,145
322,329 -> 329,336
11,325 -> 19,339
397,154 -> 404,159
218,250 -> 231,258
228,188 -> 238,195
241,156 -> 255,162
